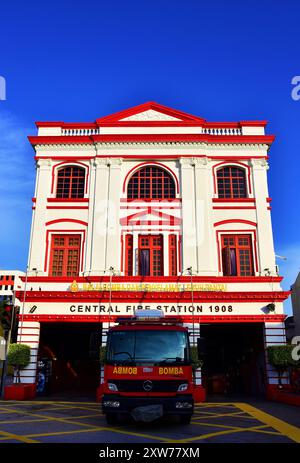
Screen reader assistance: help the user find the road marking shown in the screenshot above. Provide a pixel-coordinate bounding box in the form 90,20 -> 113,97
170,424 -> 279,443
191,420 -> 281,436
0,429 -> 38,443
0,405 -> 169,442
236,403 -> 300,443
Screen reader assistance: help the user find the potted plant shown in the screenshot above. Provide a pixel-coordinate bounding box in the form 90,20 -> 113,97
267,345 -> 298,390
4,343 -> 34,400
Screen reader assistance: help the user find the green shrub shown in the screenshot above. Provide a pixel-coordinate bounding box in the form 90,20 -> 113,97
7,344 -> 31,383
267,345 -> 299,385
190,345 -> 203,370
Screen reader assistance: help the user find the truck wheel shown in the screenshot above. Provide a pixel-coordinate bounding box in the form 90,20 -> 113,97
179,415 -> 191,425
106,413 -> 118,425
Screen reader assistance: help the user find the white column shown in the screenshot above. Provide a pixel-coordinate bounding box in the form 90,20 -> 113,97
251,159 -> 277,275
28,159 -> 51,274
105,158 -> 123,273
17,321 -> 40,384
194,158 -> 217,275
87,158 -> 110,275
179,158 -> 197,271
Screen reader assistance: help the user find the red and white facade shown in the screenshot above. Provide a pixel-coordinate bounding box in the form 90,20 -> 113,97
16,102 -> 290,397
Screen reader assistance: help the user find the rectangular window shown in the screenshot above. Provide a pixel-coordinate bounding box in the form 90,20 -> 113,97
49,235 -> 81,277
169,234 -> 177,276
221,234 -> 254,276
138,235 -> 163,276
125,235 -> 133,276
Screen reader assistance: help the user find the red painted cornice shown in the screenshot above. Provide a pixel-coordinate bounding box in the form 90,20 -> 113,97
28,133 -> 275,146
19,275 -> 283,283
16,290 -> 290,303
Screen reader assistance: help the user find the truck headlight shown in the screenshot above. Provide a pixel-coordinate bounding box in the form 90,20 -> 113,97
108,382 -> 118,392
177,383 -> 189,392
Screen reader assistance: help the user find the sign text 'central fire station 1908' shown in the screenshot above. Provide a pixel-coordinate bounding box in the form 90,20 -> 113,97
69,304 -> 234,314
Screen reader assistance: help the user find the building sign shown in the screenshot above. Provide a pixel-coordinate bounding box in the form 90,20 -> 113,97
69,280 -> 227,293
23,301 -> 272,316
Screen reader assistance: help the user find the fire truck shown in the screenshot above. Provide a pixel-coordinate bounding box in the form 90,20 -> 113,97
101,309 -> 198,425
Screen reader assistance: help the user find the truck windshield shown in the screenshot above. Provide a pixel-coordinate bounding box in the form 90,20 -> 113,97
106,330 -> 190,365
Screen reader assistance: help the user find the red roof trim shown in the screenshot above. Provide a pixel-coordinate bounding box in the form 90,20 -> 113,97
95,101 -> 206,124
28,134 -> 275,146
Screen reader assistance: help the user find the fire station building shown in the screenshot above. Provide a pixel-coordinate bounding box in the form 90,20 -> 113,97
15,101 -> 289,399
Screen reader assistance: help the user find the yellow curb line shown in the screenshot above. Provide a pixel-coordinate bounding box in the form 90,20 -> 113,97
236,403 -> 300,444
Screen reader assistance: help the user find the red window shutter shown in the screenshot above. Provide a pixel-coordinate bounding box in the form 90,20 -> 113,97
222,246 -> 232,276
49,235 -> 81,276
169,234 -> 177,276
125,235 -> 133,276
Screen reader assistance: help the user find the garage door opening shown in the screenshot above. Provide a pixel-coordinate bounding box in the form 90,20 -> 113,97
38,323 -> 101,397
200,323 -> 266,397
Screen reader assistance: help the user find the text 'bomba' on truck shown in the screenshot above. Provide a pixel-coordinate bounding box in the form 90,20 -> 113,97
100,309 -> 204,425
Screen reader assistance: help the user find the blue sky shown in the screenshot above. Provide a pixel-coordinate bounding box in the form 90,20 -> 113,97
0,0 -> 299,314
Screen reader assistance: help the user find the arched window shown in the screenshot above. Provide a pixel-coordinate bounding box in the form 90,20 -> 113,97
217,166 -> 247,198
127,166 -> 176,199
56,166 -> 85,199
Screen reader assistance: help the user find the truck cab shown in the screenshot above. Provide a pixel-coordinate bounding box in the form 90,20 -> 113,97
101,310 -> 194,425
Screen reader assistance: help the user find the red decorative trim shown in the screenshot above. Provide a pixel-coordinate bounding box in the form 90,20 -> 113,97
46,218 -> 88,226
20,275 -> 283,283
212,161 -> 252,195
123,162 -> 180,195
239,120 -> 268,127
213,206 -> 256,210
266,197 -> 272,203
51,160 -> 89,195
212,198 -> 255,203
47,198 -> 89,202
19,314 -> 286,323
95,101 -> 205,124
214,219 -> 257,227
16,290 -> 290,303
49,207 -> 88,211
32,197 -> 36,203
28,134 -> 275,146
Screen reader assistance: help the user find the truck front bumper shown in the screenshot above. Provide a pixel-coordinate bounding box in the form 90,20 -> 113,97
102,394 -> 194,416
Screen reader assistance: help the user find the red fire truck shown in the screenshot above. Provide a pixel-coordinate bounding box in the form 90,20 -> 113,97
101,309 -> 196,425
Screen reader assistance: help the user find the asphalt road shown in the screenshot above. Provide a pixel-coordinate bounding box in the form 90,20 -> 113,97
0,399 -> 299,443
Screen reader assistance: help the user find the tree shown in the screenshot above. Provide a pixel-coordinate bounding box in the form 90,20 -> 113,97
6,344 -> 31,383
267,345 -> 299,387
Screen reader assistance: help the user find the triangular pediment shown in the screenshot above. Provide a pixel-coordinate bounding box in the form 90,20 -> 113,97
96,101 -> 205,125
120,109 -> 182,122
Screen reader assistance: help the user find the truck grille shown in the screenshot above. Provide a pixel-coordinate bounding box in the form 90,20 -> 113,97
111,380 -> 185,393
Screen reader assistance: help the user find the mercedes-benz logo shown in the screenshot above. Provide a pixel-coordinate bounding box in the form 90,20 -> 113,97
143,380 -> 153,392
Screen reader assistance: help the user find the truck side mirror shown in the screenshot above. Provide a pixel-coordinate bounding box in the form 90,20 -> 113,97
197,337 -> 206,359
